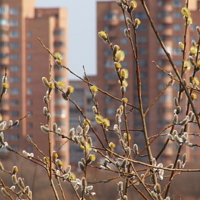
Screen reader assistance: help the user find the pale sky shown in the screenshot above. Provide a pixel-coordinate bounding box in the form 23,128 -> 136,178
36,0 -> 97,80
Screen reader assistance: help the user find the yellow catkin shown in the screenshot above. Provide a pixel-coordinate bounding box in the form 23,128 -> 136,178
115,50 -> 125,62
190,46 -> 197,55
84,118 -> 91,125
67,86 -> 74,94
115,62 -> 122,69
102,118 -> 110,127
120,69 -> 129,79
130,1 -> 137,9
90,85 -> 98,93
124,133 -> 131,141
3,83 -> 9,89
135,18 -> 141,25
109,142 -> 116,148
95,114 -> 104,124
53,52 -> 63,61
191,93 -> 197,100
122,97 -> 128,104
57,81 -> 65,88
181,7 -> 191,17
98,31 -> 108,41
70,173 -> 76,180
89,154 -> 96,162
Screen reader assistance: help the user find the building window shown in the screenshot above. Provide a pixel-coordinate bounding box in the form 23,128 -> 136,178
0,41 -> 8,48
11,134 -> 19,140
10,42 -> 19,49
28,111 -> 33,117
135,11 -> 147,19
54,65 -> 60,71
158,23 -> 171,31
173,48 -> 182,55
104,60 -> 113,68
174,36 -> 182,43
173,12 -> 181,19
174,60 -> 182,66
158,46 -> 172,55
27,77 -> 32,83
140,72 -> 148,79
158,94 -> 172,102
104,12 -> 117,21
104,96 -> 115,103
10,77 -> 19,83
104,72 -> 117,80
137,24 -> 148,32
191,36 -> 196,41
11,88 -> 19,95
27,54 -> 32,60
10,31 -> 19,38
11,111 -> 19,117
105,107 -> 117,115
158,82 -> 167,91
124,50 -> 129,56
174,24 -> 182,31
27,99 -> 33,106
0,5 -> 9,14
157,1 -> 163,7
28,65 -> 33,71
0,53 -> 8,59
55,109 -> 67,118
120,26 -> 126,32
138,48 -> 147,55
10,65 -> 19,72
122,62 -> 128,68
54,98 -> 66,106
10,8 -> 19,15
27,31 -> 32,37
173,1 -> 182,7
157,11 -> 171,19
10,20 -> 19,27
11,54 -> 18,60
137,36 -> 147,43
157,72 -> 169,79
120,38 -> 128,44
0,30 -> 7,37
141,83 -> 148,91
157,107 -> 172,114
158,119 -> 170,126
55,75 -> 65,82
139,59 -> 147,67
27,88 -> 33,95
190,24 -> 196,31
28,122 -> 33,129
0,18 -> 9,26
27,43 -> 32,49
54,41 -> 64,47
104,49 -> 112,56
54,29 -> 65,36
11,99 -> 19,106
27,145 -> 33,152
11,145 -> 19,151
134,119 -> 142,127
174,84 -> 179,91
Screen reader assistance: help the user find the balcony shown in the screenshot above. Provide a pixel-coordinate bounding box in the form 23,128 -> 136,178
163,4 -> 173,11
104,12 -> 119,26
0,52 -> 9,65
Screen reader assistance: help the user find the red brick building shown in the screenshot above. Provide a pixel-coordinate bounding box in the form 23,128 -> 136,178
0,0 -> 69,166
96,0 -> 200,163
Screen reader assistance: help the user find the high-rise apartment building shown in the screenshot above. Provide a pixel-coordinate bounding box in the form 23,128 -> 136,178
69,77 -> 97,168
0,0 -> 69,165
96,0 -> 200,163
